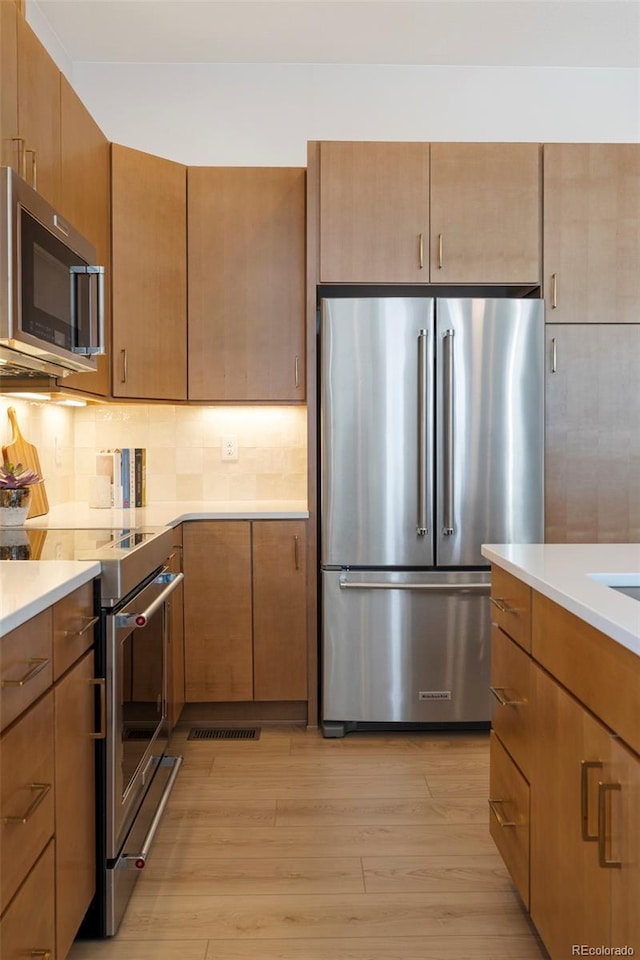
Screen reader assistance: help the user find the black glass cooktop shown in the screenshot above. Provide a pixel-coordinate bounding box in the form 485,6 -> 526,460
0,527 -> 157,562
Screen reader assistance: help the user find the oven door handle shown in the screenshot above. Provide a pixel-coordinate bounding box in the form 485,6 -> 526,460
123,756 -> 183,869
115,571 -> 184,628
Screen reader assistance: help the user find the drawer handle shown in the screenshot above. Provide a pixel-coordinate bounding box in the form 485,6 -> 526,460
30,952 -> 52,959
598,782 -> 622,868
65,615 -> 99,639
488,798 -> 519,828
1,658 -> 49,688
581,760 -> 604,841
3,783 -> 51,824
490,597 -> 517,615
490,686 -> 524,708
89,678 -> 106,740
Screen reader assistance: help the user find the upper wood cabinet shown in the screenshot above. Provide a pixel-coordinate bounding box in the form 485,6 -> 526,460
15,13 -> 61,207
544,324 -> 640,543
0,6 -> 60,204
544,143 -> 640,323
319,141 -> 430,283
316,140 -> 541,284
430,142 -> 541,283
59,77 -> 111,397
111,144 -> 187,400
0,0 -> 19,170
188,166 -> 305,401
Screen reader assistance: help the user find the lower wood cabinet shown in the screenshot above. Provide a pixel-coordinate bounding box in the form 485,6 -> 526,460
0,840 -> 55,960
183,520 -> 307,704
54,649 -> 96,960
489,563 -> 640,959
531,662 -> 613,956
0,582 -> 98,960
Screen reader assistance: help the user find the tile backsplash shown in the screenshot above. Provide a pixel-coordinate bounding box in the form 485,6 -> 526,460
0,398 -> 307,506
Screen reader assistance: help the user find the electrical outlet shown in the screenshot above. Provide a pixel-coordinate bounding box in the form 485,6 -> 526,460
221,435 -> 238,461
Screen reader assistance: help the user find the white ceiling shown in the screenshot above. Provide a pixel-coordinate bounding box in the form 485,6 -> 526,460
29,0 -> 640,69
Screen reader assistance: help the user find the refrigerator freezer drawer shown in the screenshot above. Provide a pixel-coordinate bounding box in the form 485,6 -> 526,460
322,569 -> 492,730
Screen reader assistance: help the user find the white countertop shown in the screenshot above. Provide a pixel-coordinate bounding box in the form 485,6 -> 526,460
482,543 -> 640,657
1,560 -> 101,636
1,500 -> 308,636
24,499 -> 309,529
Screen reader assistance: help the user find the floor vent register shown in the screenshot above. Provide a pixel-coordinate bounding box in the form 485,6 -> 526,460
187,727 -> 261,741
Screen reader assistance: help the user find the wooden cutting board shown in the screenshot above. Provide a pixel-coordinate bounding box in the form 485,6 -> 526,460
2,407 -> 49,519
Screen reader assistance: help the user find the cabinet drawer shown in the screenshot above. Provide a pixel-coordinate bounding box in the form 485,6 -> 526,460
0,691 -> 55,914
53,580 -> 96,679
491,626 -> 532,778
490,566 -> 531,652
0,840 -> 55,960
532,591 -> 640,757
0,608 -> 53,732
489,730 -> 530,907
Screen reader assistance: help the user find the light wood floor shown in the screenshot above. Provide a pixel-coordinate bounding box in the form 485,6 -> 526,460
69,726 -> 549,960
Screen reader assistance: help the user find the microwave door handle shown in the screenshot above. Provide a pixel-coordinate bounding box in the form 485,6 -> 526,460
70,265 -> 105,356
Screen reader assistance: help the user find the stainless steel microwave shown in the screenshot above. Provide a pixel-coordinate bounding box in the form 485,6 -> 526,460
0,166 -> 105,378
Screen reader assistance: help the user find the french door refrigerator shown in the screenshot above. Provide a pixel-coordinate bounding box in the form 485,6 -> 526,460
320,297 -> 544,737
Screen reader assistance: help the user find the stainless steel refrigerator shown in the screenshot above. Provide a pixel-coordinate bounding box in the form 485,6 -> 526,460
320,297 -> 544,737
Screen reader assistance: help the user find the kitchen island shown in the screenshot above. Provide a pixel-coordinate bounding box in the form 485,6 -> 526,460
482,542 -> 639,960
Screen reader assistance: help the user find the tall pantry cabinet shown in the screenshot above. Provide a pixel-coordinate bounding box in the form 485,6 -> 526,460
543,143 -> 640,543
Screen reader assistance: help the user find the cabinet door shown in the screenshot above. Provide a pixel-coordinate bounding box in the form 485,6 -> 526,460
608,737 -> 640,954
531,663 -> 611,958
545,324 -> 640,543
167,527 -> 185,728
59,77 -> 111,397
183,521 -> 252,701
319,141 -> 430,282
430,142 -> 541,284
544,144 -> 640,324
188,167 -> 305,401
0,840 -> 55,960
0,0 -> 19,171
111,144 -> 187,400
54,649 -> 96,959
16,15 -> 60,207
253,520 -> 307,701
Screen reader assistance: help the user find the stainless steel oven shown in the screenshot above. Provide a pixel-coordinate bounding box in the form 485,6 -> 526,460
102,563 -> 183,933
0,524 -> 184,937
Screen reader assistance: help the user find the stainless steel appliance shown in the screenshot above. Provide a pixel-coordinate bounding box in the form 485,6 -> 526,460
320,296 -> 544,737
0,525 -> 183,935
0,166 -> 105,378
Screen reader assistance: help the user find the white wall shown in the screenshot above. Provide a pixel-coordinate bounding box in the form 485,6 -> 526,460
22,3 -> 640,164
69,62 -> 640,166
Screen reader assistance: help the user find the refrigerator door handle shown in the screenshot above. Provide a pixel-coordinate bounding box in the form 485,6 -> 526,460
339,579 -> 489,594
443,328 -> 455,535
417,328 -> 428,536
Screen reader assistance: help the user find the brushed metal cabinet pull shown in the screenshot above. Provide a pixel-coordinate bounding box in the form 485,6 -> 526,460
551,273 -> 558,309
89,677 -> 106,740
3,783 -> 51,824
598,781 -> 622,868
488,798 -> 518,828
121,348 -> 128,383
437,233 -> 444,269
418,233 -> 424,269
1,658 -> 49,688
581,760 -> 603,841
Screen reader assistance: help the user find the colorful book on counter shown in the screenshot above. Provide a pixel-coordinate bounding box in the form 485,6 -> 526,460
120,448 -> 146,508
